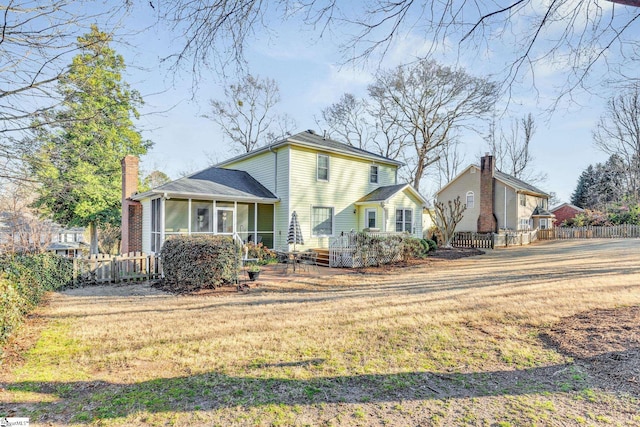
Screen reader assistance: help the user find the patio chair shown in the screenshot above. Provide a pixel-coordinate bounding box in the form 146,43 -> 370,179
299,250 -> 319,273
276,251 -> 295,273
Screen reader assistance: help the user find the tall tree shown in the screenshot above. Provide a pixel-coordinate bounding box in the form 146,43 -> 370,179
320,93 -> 373,150
206,74 -> 296,153
27,26 -> 151,254
571,156 -> 626,209
0,2 -> 127,181
368,59 -> 498,192
486,113 -> 545,183
593,85 -> 640,203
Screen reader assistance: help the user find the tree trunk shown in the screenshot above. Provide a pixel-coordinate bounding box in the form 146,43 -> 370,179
89,222 -> 99,255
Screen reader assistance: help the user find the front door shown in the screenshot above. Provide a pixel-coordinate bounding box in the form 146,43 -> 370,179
216,208 -> 234,235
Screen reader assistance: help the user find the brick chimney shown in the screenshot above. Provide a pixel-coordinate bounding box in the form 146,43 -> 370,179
121,156 -> 142,254
477,154 -> 498,233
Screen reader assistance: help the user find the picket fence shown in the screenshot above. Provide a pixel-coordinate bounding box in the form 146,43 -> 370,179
452,230 -> 539,249
538,225 -> 640,240
72,252 -> 162,285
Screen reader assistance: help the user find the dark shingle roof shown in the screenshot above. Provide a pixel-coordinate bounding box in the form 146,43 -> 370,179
217,130 -> 404,167
143,168 -> 278,200
532,206 -> 554,217
495,170 -> 549,197
357,184 -> 408,203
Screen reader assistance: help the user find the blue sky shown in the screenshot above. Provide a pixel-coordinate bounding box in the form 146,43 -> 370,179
110,2 -> 624,204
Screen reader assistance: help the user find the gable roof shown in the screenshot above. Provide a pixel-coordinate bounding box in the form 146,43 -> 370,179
436,164 -> 549,197
531,206 -> 555,217
356,183 -> 429,207
550,202 -> 584,213
217,130 -> 404,168
131,168 -> 278,202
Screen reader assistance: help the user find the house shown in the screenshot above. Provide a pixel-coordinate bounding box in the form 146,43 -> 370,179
122,130 -> 428,253
550,203 -> 584,226
47,227 -> 88,257
436,154 -> 554,232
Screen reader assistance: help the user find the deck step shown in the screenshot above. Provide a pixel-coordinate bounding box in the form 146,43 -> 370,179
314,248 -> 330,267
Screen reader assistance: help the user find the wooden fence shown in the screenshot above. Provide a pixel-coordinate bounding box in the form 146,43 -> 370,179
73,252 -> 162,285
538,225 -> 640,240
452,230 -> 539,249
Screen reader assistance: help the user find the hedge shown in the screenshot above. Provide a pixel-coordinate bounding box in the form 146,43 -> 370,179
0,253 -> 73,344
161,235 -> 241,292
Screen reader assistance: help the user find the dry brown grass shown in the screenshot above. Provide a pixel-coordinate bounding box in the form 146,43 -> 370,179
1,239 -> 640,426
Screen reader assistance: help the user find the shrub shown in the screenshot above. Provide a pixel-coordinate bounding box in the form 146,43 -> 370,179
402,237 -> 426,260
161,235 -> 240,292
0,253 -> 73,344
423,238 -> 437,252
244,242 -> 276,264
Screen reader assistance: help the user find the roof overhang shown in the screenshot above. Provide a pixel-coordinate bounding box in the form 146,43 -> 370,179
355,183 -> 429,208
131,190 -> 279,204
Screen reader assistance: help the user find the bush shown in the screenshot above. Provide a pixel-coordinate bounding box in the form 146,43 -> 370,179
0,253 -> 73,344
423,238 -> 437,252
161,235 -> 240,292
244,242 -> 276,264
403,237 -> 426,260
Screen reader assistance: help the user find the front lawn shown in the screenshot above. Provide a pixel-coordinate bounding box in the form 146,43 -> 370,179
1,239 -> 639,426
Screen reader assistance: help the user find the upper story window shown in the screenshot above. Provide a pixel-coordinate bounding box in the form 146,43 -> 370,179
317,154 -> 329,181
519,194 -> 526,207
370,165 -> 379,183
466,191 -> 475,209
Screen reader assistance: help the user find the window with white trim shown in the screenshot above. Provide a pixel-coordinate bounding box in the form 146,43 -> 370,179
370,165 -> 379,183
312,206 -> 333,236
466,191 -> 475,209
317,154 -> 329,181
366,209 -> 377,228
395,209 -> 413,233
519,193 -> 526,206
518,218 -> 530,230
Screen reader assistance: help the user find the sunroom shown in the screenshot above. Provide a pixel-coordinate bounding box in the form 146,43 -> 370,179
131,168 -> 279,253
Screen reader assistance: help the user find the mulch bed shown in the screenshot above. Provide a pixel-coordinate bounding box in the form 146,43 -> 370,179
542,306 -> 640,396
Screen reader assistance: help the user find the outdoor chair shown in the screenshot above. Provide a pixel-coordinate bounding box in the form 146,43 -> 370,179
276,251 -> 296,273
299,250 -> 319,273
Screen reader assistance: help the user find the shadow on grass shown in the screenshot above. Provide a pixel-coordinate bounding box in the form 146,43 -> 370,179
4,351 -> 635,424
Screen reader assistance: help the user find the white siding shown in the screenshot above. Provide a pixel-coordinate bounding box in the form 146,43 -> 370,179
386,190 -> 424,238
437,167 -> 481,232
223,150 -> 278,194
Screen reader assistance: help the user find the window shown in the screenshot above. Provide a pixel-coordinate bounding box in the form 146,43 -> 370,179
519,194 -> 526,206
366,209 -> 377,228
395,209 -> 413,233
466,191 -> 475,209
370,165 -> 379,183
540,218 -> 548,229
518,218 -> 530,230
317,154 -> 329,181
312,207 -> 333,236
151,198 -> 162,252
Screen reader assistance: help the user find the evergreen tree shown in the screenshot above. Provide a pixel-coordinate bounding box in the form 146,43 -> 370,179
571,165 -> 598,209
28,26 -> 151,254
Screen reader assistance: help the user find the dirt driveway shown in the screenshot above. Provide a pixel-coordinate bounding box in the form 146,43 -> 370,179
1,239 -> 639,426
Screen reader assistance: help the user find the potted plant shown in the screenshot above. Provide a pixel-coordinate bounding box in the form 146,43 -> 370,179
247,264 -> 261,281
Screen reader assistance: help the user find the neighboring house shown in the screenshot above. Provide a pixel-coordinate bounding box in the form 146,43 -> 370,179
436,154 -> 554,232
48,227 -> 88,257
123,130 -> 428,253
550,203 -> 584,226
0,211 -> 86,256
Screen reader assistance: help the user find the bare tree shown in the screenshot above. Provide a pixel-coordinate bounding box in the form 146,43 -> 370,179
368,59 -> 498,193
320,93 -> 373,149
206,74 -> 295,153
486,113 -> 545,184
593,85 -> 640,202
430,196 -> 467,248
155,1 -> 640,102
435,137 -> 466,189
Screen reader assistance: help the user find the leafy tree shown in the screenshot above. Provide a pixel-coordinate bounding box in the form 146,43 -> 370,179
27,26 -> 151,254
206,74 -> 295,153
